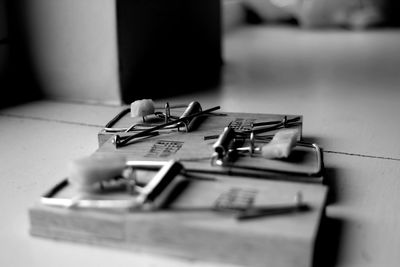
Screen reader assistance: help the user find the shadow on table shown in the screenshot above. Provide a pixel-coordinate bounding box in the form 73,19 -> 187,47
313,166 -> 343,267
313,216 -> 343,267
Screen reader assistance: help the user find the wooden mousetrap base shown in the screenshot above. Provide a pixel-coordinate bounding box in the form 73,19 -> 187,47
29,173 -> 327,267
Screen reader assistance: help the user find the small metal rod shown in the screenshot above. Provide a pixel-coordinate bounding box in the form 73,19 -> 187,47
204,134 -> 221,140
165,102 -> 171,123
124,119 -> 181,133
252,116 -> 300,127
236,202 -> 309,220
113,106 -> 221,147
249,120 -> 300,135
125,124 -> 136,133
236,192 -> 308,220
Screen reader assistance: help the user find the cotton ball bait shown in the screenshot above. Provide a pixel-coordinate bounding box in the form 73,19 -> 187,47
261,128 -> 299,159
68,154 -> 127,192
130,99 -> 155,118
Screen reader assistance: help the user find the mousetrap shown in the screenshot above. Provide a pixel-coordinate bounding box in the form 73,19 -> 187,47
97,102 -> 323,183
30,159 -> 327,267
29,101 -> 328,267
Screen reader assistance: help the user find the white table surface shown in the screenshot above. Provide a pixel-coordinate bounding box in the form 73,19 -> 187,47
1,25 -> 400,267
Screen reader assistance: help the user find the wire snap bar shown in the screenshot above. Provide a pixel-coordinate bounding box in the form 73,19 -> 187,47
112,105 -> 221,148
104,102 -> 188,133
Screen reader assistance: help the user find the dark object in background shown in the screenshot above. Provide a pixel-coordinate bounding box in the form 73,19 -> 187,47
242,0 -> 400,30
385,1 -> 400,26
243,4 -> 264,24
116,0 -> 222,104
1,1 -> 43,109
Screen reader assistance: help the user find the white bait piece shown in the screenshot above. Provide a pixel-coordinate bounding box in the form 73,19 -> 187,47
68,154 -> 127,191
261,129 -> 299,159
130,99 -> 155,118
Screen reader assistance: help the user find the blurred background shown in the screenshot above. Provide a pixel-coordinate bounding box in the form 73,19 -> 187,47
0,0 -> 399,108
